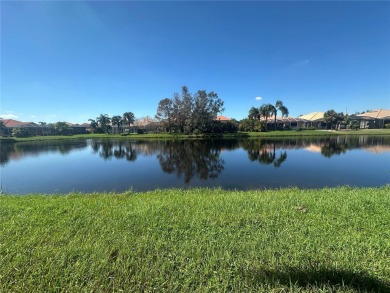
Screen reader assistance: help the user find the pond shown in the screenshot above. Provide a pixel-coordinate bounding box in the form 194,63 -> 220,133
1,136 -> 389,194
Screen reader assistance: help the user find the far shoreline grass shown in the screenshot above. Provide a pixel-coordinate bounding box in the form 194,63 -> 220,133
1,186 -> 389,292
1,128 -> 390,143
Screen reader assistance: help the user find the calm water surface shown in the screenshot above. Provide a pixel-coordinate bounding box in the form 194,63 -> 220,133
1,136 -> 389,194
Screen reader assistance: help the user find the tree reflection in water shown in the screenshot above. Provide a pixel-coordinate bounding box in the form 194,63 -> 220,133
320,138 -> 350,158
91,139 -> 137,162
157,140 -> 229,183
0,140 -> 88,166
242,140 -> 288,168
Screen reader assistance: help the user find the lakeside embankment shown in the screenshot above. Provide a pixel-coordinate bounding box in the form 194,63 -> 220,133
1,186 -> 389,292
2,128 -> 390,143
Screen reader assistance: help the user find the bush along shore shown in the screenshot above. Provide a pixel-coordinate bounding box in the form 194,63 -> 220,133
1,186 -> 389,292
1,128 -> 390,143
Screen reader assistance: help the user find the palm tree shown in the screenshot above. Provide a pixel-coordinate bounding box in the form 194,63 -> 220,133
259,104 -> 274,131
88,119 -> 98,133
96,114 -> 111,134
323,110 -> 337,130
123,112 -> 135,133
111,115 -> 123,134
39,122 -> 47,136
272,100 -> 289,131
248,107 -> 260,120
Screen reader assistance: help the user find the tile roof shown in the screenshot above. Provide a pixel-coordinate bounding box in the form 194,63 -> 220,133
261,116 -> 307,123
354,109 -> 390,119
215,115 -> 232,121
0,119 -> 39,127
298,112 -> 325,121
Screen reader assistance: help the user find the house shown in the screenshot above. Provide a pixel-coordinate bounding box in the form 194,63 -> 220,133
298,112 -> 327,129
0,119 -> 41,136
260,115 -> 307,130
0,118 -> 87,136
348,109 -> 390,129
67,123 -> 87,134
215,115 -> 232,121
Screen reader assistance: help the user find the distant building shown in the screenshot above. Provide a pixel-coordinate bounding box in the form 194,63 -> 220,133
349,109 -> 390,129
259,115 -> 307,130
66,123 -> 87,134
215,115 -> 232,121
298,112 -> 327,129
0,118 -> 87,136
0,119 -> 40,136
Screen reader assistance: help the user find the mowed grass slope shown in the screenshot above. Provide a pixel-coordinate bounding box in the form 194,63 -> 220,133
1,187 -> 389,292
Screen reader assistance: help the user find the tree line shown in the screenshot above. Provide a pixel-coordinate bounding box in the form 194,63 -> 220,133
240,100 -> 289,132
155,86 -> 233,134
241,101 -> 363,131
88,112 -> 135,134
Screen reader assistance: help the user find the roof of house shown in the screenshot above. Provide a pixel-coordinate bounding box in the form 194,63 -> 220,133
260,115 -> 307,123
298,112 -> 325,121
0,119 -> 39,127
215,115 -> 231,121
353,109 -> 390,119
66,123 -> 86,128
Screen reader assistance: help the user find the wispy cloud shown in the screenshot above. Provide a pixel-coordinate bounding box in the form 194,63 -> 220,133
0,113 -> 19,120
255,96 -> 263,101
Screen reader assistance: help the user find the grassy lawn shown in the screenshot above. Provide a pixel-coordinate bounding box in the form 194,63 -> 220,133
1,187 -> 389,292
1,128 -> 390,143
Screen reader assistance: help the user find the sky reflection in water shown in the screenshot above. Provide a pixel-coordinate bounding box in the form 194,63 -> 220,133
1,136 -> 389,194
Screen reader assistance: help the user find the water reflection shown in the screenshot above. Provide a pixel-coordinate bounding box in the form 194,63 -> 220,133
241,140 -> 288,167
1,136 -> 389,193
157,140 -> 225,183
91,140 -> 137,161
2,136 -> 389,168
0,140 -> 88,165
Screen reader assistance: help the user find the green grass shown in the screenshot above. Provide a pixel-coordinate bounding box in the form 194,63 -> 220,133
1,187 -> 389,292
2,128 -> 390,143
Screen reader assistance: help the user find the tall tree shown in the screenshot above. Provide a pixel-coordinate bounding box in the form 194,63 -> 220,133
38,122 -> 47,136
54,122 -> 70,135
123,112 -> 135,133
88,119 -> 98,133
192,90 -> 224,133
259,104 -> 274,130
272,100 -> 289,130
248,107 -> 260,120
156,98 -> 174,133
172,86 -> 194,133
111,115 -> 123,134
97,114 -> 111,134
323,110 -> 337,130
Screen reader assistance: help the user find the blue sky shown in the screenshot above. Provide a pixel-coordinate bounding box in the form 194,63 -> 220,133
2,1 -> 389,123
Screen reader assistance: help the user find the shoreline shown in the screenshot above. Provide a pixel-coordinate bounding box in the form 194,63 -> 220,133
1,128 -> 390,143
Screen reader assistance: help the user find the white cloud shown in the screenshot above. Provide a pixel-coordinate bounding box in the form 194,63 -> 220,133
0,113 -> 19,120
255,96 -> 263,101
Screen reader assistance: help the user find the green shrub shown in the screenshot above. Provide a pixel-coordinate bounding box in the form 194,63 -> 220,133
12,127 -> 29,138
349,120 -> 360,130
385,123 -> 390,129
